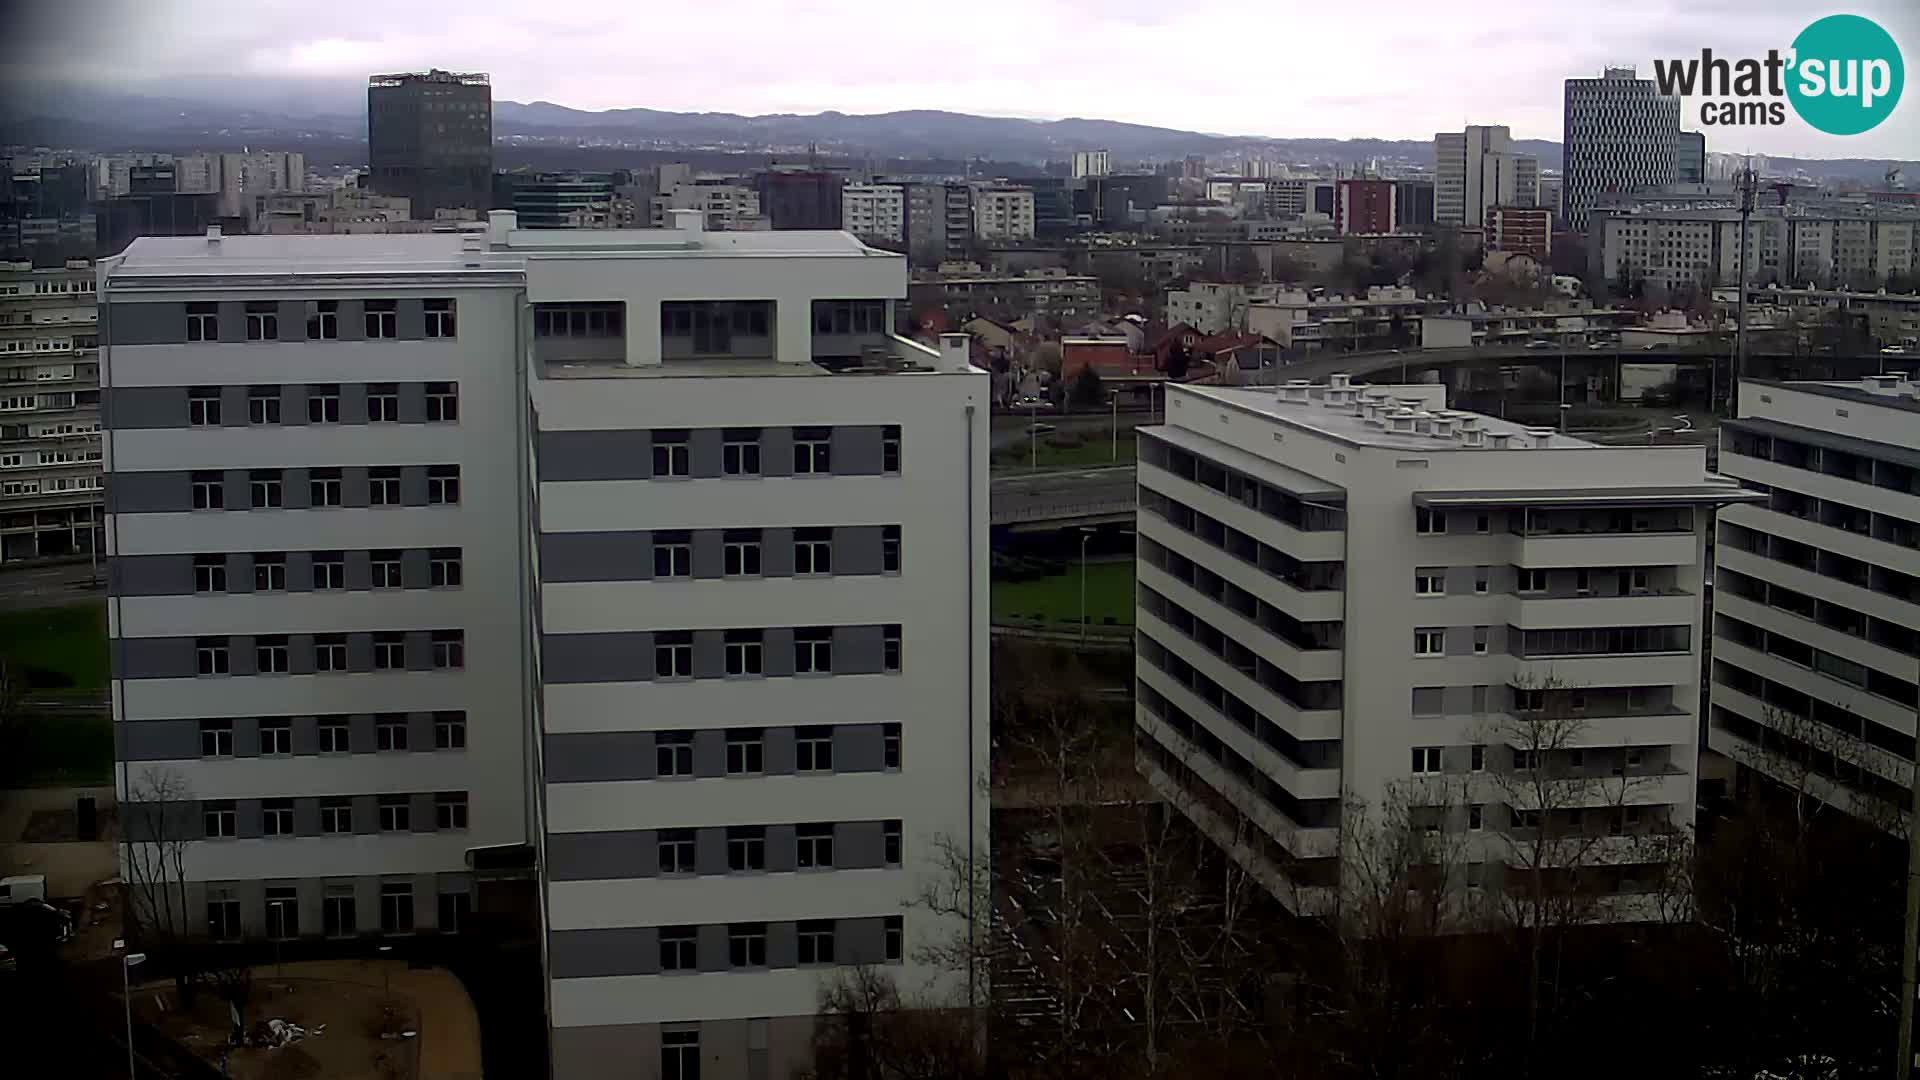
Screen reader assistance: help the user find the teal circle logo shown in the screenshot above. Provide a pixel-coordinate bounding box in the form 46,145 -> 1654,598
1787,14 -> 1903,135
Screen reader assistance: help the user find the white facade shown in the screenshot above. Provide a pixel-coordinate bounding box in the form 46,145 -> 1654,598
1562,68 -> 1681,232
1711,377 -> 1920,825
103,215 -> 989,1080
1073,149 -> 1112,178
1434,126 -> 1538,228
1596,205 -> 1920,293
651,180 -> 765,231
971,187 -> 1035,241
1,259 -> 103,562
840,183 -> 906,243
174,152 -> 308,216
1136,377 -> 1755,914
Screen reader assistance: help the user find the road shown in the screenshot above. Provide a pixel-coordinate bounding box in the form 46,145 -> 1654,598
0,560 -> 105,612
991,465 -> 1137,527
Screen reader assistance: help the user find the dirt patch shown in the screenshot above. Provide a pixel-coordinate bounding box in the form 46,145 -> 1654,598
143,976 -> 420,1080
20,803 -> 117,843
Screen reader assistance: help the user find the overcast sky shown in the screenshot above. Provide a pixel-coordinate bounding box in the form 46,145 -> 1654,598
6,0 -> 1917,158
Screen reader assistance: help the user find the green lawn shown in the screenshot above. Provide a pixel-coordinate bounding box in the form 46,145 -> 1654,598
0,601 -> 108,691
0,713 -> 112,787
992,559 -> 1136,630
993,432 -> 1137,472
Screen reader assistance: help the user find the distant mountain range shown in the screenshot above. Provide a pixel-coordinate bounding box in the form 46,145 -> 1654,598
3,82 -> 1913,184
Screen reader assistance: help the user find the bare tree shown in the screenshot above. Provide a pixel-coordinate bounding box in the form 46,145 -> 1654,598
807,965 -> 985,1080
123,765 -> 194,945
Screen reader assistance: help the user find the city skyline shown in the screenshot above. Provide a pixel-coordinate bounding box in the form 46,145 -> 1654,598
3,0 -> 1915,160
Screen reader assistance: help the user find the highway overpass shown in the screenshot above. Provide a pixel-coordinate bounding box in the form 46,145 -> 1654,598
991,466 -> 1136,530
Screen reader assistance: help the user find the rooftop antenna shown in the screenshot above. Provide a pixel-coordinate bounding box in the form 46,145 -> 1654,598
1731,157 -> 1757,419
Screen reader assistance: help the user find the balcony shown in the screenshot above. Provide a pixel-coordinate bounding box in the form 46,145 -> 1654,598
1511,591 -> 1699,629
1513,530 -> 1697,569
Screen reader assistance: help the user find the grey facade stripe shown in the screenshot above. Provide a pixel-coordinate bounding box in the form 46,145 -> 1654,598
294,797 -> 321,837
286,551 -> 313,593
350,713 -> 377,751
834,625 -> 886,675
283,384 -> 310,426
838,917 -> 889,965
122,800 -> 203,843
407,713 -> 435,754
542,632 -> 653,684
836,821 -> 886,869
834,724 -> 886,772
695,828 -> 728,876
761,528 -> 795,576
403,630 -> 433,672
410,792 -> 438,833
765,825 -> 797,873
835,526 -> 884,575
691,530 -> 724,580
540,532 -> 652,582
689,428 -> 724,479
764,726 -> 796,773
542,917 -> 897,979
345,550 -> 373,590
226,553 -> 253,594
831,426 -> 885,475
538,430 -> 653,482
696,924 -> 730,973
222,469 -> 247,511
340,383 -> 368,424
100,301 -> 184,345
762,627 -> 796,677
545,830 -> 656,882
219,386 -> 248,428
104,387 -> 189,430
117,636 -> 195,680
767,922 -> 798,969
398,299 -> 427,341
400,466 -> 429,507
352,795 -> 379,835
235,799 -> 263,839
691,631 -> 725,681
233,716 -> 261,755
336,300 -> 366,342
277,300 -> 305,334
288,634 -> 316,676
346,632 -> 375,672
550,927 -> 662,979
215,302 -> 247,344
692,727 -> 726,777
545,732 -> 657,783
110,471 -> 189,514
761,427 -> 794,477
112,554 -> 192,597
398,382 -> 428,423
292,716 -> 320,756
117,719 -> 200,761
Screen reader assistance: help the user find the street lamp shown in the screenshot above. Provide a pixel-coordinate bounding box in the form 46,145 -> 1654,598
115,939 -> 146,1080
1078,527 -> 1095,645
1110,392 -> 1120,462
1028,397 -> 1038,471
378,943 -> 393,1011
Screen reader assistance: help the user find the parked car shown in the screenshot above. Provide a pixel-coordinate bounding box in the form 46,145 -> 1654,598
1525,339 -> 1555,350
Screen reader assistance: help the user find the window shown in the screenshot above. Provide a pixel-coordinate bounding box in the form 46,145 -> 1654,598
653,531 -> 692,578
795,528 -> 833,575
266,888 -> 299,939
431,630 -> 464,670
319,717 -> 349,754
536,302 -> 624,338
880,624 -> 903,673
365,299 -> 398,339
1513,748 -> 1540,772
1628,569 -> 1650,594
1569,690 -> 1589,713
723,429 -> 760,476
434,711 -> 466,750
652,430 -> 690,477
188,387 -> 221,426
796,628 -> 833,674
378,795 -> 410,832
191,471 -> 224,510
207,893 -> 241,939
662,1029 -> 700,1080
435,792 -> 468,830
725,629 -> 763,676
1475,513 -> 1491,534
307,300 -> 338,340
797,920 -> 836,965
367,384 -> 399,422
427,465 -> 460,505
1575,569 -> 1593,595
263,798 -> 294,836
658,829 -> 696,874
656,730 -> 694,777
203,800 -> 237,838
885,915 -> 904,962
246,470 -> 284,510
797,823 -> 835,869
420,380 -> 459,422
1414,569 -> 1445,596
200,718 -> 233,757
323,887 -> 356,937
430,548 -> 462,587
424,298 -> 456,338
186,302 -> 218,342
370,467 -> 401,505
371,551 -> 403,589
1411,746 -> 1443,774
380,881 -> 414,932
723,529 -> 761,577
196,636 -> 230,676
884,819 -> 903,865
307,384 -> 340,423
729,923 -> 768,967
1414,628 -> 1445,657
660,926 -> 697,971
796,725 -> 834,771
794,427 -> 831,473
259,716 -> 292,754
247,386 -> 280,424
883,723 -> 902,770
727,826 -> 766,872
882,425 -> 900,473
309,467 -> 343,507
194,554 -> 227,593
882,525 -> 901,573
1473,626 -> 1489,655
376,713 -> 409,750
1416,507 -> 1446,535
1519,568 -> 1549,594
725,728 -> 765,774
655,631 -> 693,679
1469,804 -> 1484,831
1514,688 -> 1546,712
251,552 -> 286,592
1471,744 -> 1486,772
439,892 -> 471,934
312,552 -> 345,590
1475,566 -> 1490,594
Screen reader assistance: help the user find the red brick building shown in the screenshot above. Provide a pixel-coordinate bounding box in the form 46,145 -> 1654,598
1335,179 -> 1397,235
1486,205 -> 1553,258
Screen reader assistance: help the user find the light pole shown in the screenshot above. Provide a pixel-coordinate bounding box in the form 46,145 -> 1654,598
1110,392 -> 1119,462
1078,527 -> 1095,645
378,943 -> 393,1011
1028,398 -> 1038,471
115,939 -> 145,1080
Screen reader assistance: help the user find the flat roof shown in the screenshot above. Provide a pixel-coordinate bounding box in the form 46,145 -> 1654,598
1140,425 -> 1344,502
1725,414 -> 1920,469
1179,384 -> 1597,451
1414,484 -> 1764,508
1747,377 -> 1920,416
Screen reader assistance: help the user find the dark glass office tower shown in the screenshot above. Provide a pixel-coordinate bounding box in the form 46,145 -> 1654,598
368,70 -> 493,220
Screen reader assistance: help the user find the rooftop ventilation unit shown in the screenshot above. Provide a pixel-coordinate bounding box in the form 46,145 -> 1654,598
1431,416 -> 1456,437
1489,431 -> 1513,449
1329,372 -> 1352,389
1388,410 -> 1416,434
1461,427 -> 1485,446
1280,380 -> 1312,403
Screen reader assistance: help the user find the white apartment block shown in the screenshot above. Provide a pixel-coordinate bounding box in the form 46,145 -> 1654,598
103,212 -> 989,1080
651,180 -> 765,231
1711,377 -> 1920,824
1,259 -> 103,562
840,184 -> 906,243
1073,149 -> 1112,179
1595,206 -> 1920,294
1562,68 -> 1680,232
175,152 -> 308,216
971,187 -> 1035,241
1434,126 -> 1538,228
1134,376 -> 1756,914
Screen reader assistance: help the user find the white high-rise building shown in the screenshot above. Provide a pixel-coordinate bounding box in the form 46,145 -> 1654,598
172,152 -> 308,216
104,211 -> 989,1080
971,186 -> 1036,241
1,258 -> 102,563
1072,149 -> 1112,179
1134,377 -> 1757,915
1562,68 -> 1681,232
1433,125 -> 1538,228
1710,376 -> 1920,825
840,183 -> 906,243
